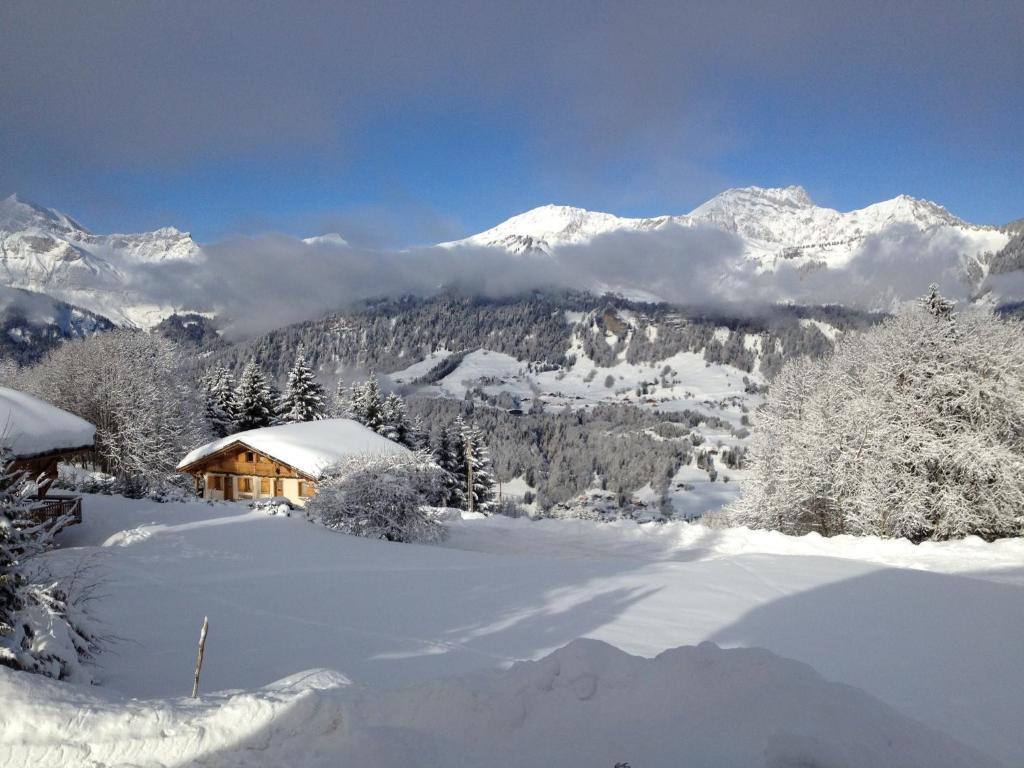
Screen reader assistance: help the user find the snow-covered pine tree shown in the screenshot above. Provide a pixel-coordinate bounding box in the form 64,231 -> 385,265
202,365 -> 238,437
349,375 -> 384,432
432,425 -> 464,508
233,361 -> 278,431
331,379 -> 353,419
279,347 -> 326,423
921,282 -> 956,321
0,460 -> 93,679
379,392 -> 420,448
460,419 -> 496,513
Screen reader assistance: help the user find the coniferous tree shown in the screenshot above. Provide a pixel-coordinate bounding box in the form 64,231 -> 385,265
279,347 -> 326,423
1,461 -> 93,678
459,419 -> 496,513
349,375 -> 384,432
380,392 -> 417,448
331,379 -> 352,418
202,365 -> 238,437
234,361 -> 277,431
432,425 -> 464,508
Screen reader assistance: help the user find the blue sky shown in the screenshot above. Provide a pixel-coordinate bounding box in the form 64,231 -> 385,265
1,1 -> 1021,244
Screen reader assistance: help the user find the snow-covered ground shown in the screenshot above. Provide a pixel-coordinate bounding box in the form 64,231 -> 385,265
3,494 -> 1021,767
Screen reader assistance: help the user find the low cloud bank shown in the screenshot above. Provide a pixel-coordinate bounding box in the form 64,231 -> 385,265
131,223 -> 1017,337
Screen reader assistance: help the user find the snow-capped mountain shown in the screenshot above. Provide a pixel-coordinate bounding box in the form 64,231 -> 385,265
0,194 -> 203,327
447,186 -> 1009,271
442,204 -> 688,255
0,187 -> 1018,342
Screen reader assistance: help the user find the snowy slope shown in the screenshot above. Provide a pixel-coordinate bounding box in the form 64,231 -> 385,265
0,194 -> 203,328
0,286 -> 114,363
33,494 -> 1024,765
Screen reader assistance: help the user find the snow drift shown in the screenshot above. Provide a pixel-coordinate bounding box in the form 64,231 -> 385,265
0,638 -> 998,768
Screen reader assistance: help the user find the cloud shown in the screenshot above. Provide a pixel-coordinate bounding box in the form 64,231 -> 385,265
1,1 -> 1021,205
128,220 -> 1020,338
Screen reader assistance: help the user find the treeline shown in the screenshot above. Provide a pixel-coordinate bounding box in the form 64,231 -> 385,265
732,287 -> 1024,541
408,398 -> 733,510
200,292 -> 885,386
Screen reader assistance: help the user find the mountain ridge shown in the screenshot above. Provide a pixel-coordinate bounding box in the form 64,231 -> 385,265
0,187 -> 1017,335
446,185 -> 995,266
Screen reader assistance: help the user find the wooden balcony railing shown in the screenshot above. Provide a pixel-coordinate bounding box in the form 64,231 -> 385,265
29,494 -> 83,526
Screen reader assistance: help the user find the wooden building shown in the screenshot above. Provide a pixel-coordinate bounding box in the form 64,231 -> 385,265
177,419 -> 411,506
0,387 -> 96,523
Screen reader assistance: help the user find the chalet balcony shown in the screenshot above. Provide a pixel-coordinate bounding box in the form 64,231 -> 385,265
29,493 -> 83,527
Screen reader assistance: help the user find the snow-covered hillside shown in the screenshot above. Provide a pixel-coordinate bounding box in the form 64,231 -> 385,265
5,494 -> 1021,766
0,194 -> 202,327
0,286 -> 114,362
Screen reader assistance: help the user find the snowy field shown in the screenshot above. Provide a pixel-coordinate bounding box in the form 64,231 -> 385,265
387,345 -> 763,427
3,494 -> 1023,767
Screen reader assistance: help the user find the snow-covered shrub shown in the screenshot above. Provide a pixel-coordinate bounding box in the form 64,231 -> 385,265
1,462 -> 95,679
251,497 -> 293,516
545,490 -> 668,523
732,288 -> 1024,541
492,497 -> 529,518
53,464 -> 115,495
308,451 -> 446,543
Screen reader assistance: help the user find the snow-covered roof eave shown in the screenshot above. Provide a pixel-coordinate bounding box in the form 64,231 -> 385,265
0,387 -> 96,460
12,442 -> 95,462
176,439 -> 317,480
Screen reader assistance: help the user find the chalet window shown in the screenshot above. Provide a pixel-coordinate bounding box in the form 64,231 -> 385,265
260,478 -> 271,495
238,477 -> 253,493
298,481 -> 315,497
208,476 -> 222,491
245,451 -> 255,463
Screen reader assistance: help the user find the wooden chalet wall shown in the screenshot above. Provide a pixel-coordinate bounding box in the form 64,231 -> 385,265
182,443 -> 316,505
192,445 -> 306,480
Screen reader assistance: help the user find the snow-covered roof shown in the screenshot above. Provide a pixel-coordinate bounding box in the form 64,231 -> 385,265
177,419 -> 411,478
0,387 -> 95,459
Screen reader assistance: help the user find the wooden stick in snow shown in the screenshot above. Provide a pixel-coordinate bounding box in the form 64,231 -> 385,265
192,616 -> 209,698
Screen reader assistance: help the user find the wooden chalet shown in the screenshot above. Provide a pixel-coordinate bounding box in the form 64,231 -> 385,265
177,419 -> 411,506
0,387 -> 96,524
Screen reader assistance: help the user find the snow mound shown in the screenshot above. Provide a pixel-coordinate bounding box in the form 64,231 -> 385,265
177,418 -> 411,478
0,386 -> 94,458
0,639 -> 996,768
